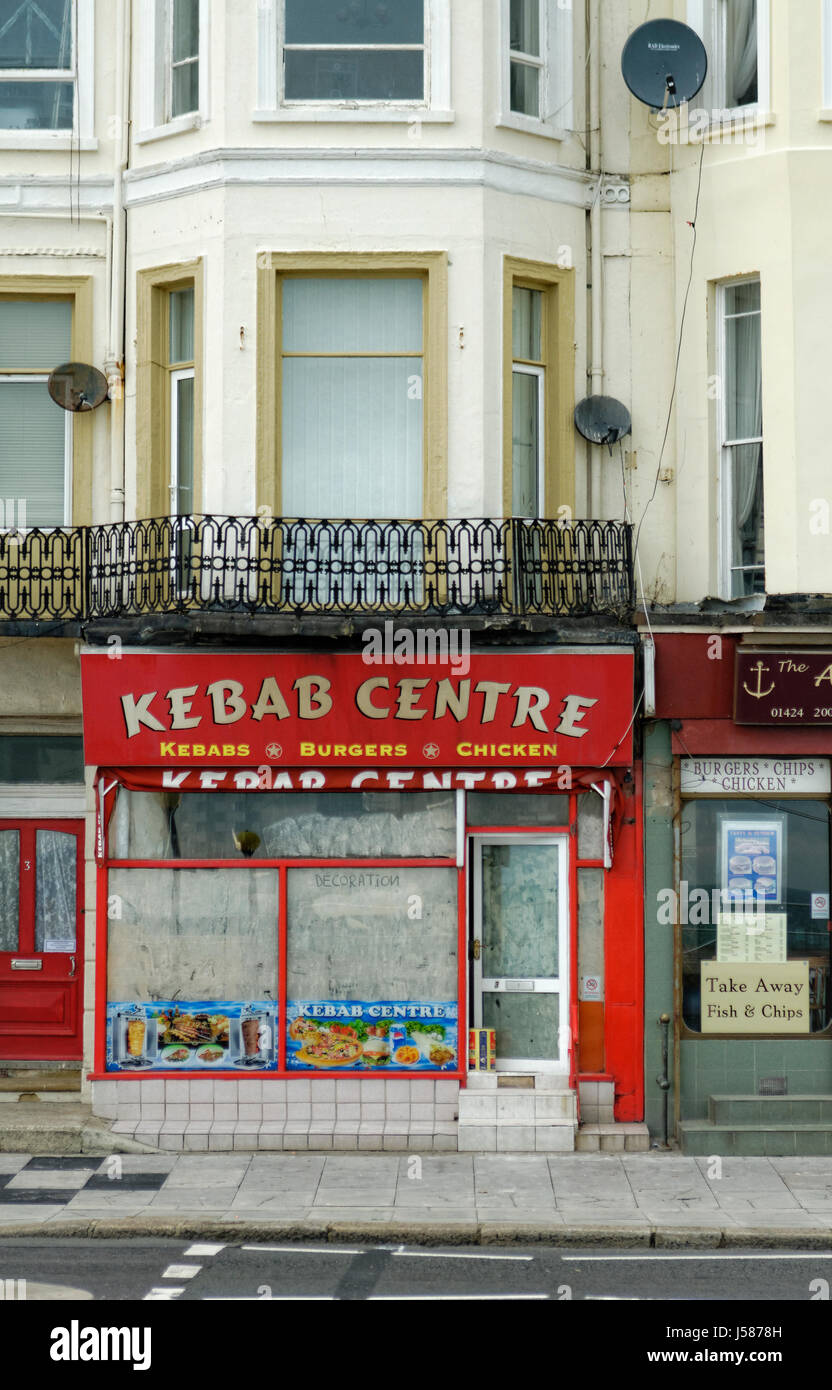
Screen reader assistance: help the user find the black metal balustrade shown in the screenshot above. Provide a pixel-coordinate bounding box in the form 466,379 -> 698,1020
0,516 -> 633,622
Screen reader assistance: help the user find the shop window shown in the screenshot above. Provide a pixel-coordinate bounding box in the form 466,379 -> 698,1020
680,799 -> 831,1033
719,278 -> 764,598
0,735 -> 83,782
0,298 -> 71,528
109,788 -> 456,860
286,864 -> 459,1070
467,792 -> 569,827
108,867 -> 279,1001
577,791 -> 604,859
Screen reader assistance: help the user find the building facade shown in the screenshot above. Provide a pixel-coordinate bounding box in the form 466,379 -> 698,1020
639,0 -> 832,1153
0,0 -> 736,1155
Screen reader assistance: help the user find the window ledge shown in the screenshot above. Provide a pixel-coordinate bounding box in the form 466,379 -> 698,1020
252,106 -> 454,125
134,113 -> 204,145
495,112 -> 567,143
697,109 -> 775,142
818,109 -> 832,122
0,132 -> 97,151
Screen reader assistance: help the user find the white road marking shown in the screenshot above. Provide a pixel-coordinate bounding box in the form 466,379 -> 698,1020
564,1253 -> 832,1262
144,1287 -> 185,1300
241,1244 -> 359,1256
161,1263 -> 202,1279
369,1293 -> 550,1301
391,1249 -> 533,1262
184,1243 -> 225,1257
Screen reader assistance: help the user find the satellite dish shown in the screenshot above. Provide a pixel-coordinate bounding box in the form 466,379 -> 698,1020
47,362 -> 109,412
621,19 -> 707,109
574,396 -> 632,454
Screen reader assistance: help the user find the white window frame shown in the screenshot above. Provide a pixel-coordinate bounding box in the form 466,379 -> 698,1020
135,0 -> 210,144
822,0 -> 832,115
0,0 -> 95,150
497,0 -> 573,141
687,0 -> 771,123
255,0 -> 452,123
169,365 -> 194,516
511,362 -> 545,518
716,277 -> 764,599
0,374 -> 72,531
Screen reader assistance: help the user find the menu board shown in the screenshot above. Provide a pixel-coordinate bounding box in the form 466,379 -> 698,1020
716,913 -> 787,964
286,1001 -> 458,1071
106,1000 -> 277,1071
720,818 -> 783,905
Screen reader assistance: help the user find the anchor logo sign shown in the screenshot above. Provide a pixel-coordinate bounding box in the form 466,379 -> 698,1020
742,660 -> 775,700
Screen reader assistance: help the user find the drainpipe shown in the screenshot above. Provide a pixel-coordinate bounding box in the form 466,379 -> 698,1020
104,0 -> 131,523
588,0 -> 603,518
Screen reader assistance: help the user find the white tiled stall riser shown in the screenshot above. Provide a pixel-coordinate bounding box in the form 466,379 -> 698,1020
93,1078 -> 461,1151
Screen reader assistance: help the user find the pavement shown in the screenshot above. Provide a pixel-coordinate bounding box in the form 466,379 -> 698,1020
3,1150 -> 832,1247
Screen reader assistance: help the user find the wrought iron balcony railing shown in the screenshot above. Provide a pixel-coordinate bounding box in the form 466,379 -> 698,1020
0,516 -> 634,623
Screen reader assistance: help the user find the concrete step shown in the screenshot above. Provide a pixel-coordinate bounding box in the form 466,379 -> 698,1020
0,1092 -> 83,1104
458,1122 -> 576,1153
576,1123 -> 651,1153
680,1120 -> 832,1157
709,1094 -> 832,1125
458,1090 -> 576,1124
0,1102 -> 159,1156
0,1069 -> 81,1092
465,1073 -> 566,1091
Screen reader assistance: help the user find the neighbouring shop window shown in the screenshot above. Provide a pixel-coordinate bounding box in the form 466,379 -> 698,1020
0,735 -> 83,782
109,788 -> 456,860
466,792 -> 569,827
680,799 -> 831,1033
286,865 -> 459,1071
105,868 -> 279,1073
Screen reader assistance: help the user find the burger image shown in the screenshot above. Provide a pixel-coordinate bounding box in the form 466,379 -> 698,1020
362,1026 -> 391,1067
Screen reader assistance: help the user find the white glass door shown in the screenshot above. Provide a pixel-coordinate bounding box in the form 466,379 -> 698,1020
471,835 -> 569,1073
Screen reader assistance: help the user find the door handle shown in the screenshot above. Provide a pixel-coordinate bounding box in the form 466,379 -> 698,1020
470,939 -> 481,961
68,956 -> 76,978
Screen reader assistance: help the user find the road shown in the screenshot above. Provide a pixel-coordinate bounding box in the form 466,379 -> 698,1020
1,1238 -> 832,1302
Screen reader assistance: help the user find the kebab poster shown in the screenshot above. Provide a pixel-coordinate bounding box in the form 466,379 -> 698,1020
106,1001 -> 277,1071
286,1002 -> 458,1071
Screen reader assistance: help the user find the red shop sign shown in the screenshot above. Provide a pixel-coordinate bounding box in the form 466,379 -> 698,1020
80,650 -> 635,768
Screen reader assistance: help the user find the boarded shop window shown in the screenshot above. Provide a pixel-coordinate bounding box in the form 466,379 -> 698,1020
107,867 -> 279,1001
108,788 -> 456,860
679,799 -> 831,1033
467,792 -> 569,827
286,865 -> 457,1001
577,792 -> 604,859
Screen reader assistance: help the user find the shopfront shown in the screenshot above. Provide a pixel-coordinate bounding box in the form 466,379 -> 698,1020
645,634 -> 832,1154
81,646 -> 642,1149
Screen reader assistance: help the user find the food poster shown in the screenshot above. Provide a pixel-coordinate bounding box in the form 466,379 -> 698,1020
286,1002 -> 458,1071
720,819 -> 783,905
106,1001 -> 277,1071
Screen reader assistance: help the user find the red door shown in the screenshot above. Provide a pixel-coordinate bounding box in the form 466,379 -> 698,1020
0,820 -> 85,1061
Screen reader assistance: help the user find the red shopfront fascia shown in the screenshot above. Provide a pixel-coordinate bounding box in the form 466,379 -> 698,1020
83,650 -> 643,1116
